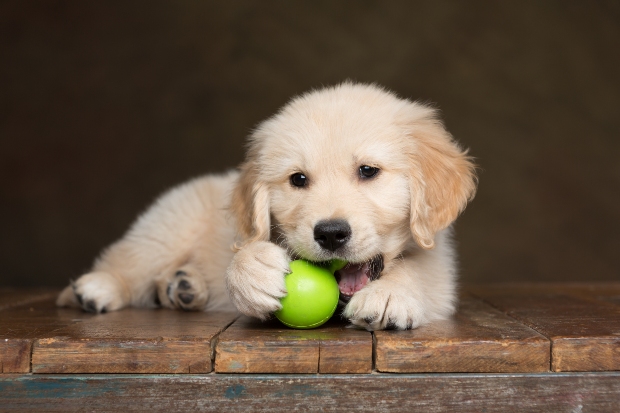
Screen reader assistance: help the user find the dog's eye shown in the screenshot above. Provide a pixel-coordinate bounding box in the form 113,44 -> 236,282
359,165 -> 379,179
290,173 -> 308,187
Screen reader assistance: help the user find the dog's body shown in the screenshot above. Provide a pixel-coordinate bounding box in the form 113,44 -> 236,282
57,172 -> 238,313
57,83 -> 476,330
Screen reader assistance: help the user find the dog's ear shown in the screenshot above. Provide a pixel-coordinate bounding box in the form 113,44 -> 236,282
403,104 -> 477,249
230,156 -> 271,248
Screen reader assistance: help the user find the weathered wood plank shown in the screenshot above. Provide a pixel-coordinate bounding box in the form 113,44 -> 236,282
468,283 -> 620,303
470,284 -> 620,372
0,300 -> 85,373
318,326 -> 371,374
0,340 -> 30,373
32,309 -> 238,374
5,284 -> 618,375
0,288 -> 59,311
1,373 -> 619,412
375,296 -> 550,373
215,317 -> 319,373
215,316 -> 372,373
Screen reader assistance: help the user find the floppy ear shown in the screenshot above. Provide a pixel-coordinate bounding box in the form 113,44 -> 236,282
404,105 -> 477,249
230,156 -> 271,249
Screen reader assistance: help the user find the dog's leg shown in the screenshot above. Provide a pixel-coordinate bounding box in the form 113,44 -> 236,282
56,271 -> 132,313
56,239 -> 161,313
155,264 -> 210,311
225,241 -> 290,319
57,173 -> 239,314
343,233 -> 457,330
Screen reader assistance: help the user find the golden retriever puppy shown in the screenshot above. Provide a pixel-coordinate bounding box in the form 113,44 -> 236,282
56,172 -> 238,313
226,82 -> 476,330
58,82 -> 476,331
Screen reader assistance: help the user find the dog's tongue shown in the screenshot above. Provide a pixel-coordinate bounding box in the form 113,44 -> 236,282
336,262 -> 370,297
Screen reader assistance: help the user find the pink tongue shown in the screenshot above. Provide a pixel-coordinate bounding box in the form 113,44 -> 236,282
337,263 -> 370,296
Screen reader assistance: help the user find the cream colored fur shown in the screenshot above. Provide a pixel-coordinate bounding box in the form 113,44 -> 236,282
57,172 -> 238,313
58,82 -> 476,331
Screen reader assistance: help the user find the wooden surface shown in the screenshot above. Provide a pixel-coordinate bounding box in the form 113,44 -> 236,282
215,316 -> 372,373
31,305 -> 238,373
2,373 -> 620,412
1,284 -> 619,374
2,284 -> 620,411
0,288 -> 59,310
0,299 -> 85,373
470,284 -> 620,372
375,296 -> 550,373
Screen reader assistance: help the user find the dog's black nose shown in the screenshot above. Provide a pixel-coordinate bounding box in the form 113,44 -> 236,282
314,219 -> 351,252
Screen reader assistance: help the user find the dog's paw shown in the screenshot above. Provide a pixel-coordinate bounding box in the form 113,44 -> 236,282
65,272 -> 128,313
343,279 -> 427,331
225,241 -> 290,320
157,266 -> 209,311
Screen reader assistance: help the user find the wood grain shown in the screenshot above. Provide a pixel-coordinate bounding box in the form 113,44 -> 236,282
0,300 -> 86,373
318,326 -> 371,374
4,284 -> 619,375
468,283 -> 620,303
470,284 -> 620,371
2,373 -> 620,412
375,296 -> 550,373
0,288 -> 59,311
32,309 -> 238,373
0,339 -> 31,373
215,316 -> 372,373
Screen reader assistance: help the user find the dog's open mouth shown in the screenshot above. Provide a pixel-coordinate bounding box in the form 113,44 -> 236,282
334,255 -> 383,303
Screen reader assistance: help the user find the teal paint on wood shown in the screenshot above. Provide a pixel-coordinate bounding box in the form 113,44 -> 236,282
2,373 -> 620,412
0,376 -> 125,399
224,384 -> 246,399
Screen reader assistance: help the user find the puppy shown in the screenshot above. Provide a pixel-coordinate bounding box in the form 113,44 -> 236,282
56,173 -> 238,313
58,82 -> 476,331
226,83 -> 476,330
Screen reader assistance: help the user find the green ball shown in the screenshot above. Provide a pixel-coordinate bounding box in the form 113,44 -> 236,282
275,260 -> 341,329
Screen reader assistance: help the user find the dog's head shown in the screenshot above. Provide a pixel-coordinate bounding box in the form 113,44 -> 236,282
231,83 -> 476,300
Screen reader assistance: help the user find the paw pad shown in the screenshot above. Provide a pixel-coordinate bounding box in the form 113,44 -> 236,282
160,269 -> 207,311
363,316 -> 377,325
177,279 -> 191,290
178,292 -> 194,304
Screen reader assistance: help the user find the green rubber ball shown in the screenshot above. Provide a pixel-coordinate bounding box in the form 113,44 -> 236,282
275,260 -> 341,329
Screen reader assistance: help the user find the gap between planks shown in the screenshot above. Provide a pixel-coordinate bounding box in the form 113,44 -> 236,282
210,315 -> 241,367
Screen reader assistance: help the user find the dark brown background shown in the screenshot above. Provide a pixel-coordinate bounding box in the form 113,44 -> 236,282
1,1 -> 619,288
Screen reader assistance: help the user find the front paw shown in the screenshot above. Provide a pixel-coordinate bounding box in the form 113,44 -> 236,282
225,241 -> 290,320
343,279 -> 426,331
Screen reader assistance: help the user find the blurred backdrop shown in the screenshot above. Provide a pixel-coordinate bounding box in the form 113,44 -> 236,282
1,1 -> 619,287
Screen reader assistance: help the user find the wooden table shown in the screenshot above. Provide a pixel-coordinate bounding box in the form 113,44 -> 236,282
1,284 -> 619,412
